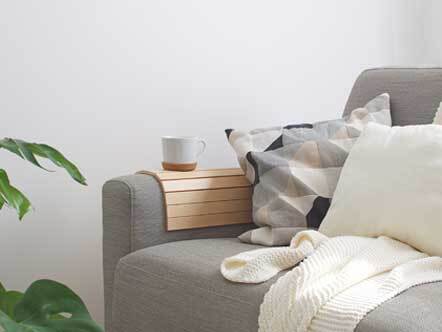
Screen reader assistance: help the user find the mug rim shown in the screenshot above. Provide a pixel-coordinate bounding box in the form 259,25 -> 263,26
162,135 -> 199,141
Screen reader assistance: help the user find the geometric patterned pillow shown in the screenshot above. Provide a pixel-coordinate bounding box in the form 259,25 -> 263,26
225,93 -> 391,245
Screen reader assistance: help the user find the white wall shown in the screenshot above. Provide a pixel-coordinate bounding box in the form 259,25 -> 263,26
0,0 -> 432,324
422,0 -> 442,65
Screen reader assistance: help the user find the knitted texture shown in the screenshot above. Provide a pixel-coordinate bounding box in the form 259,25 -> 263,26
221,230 -> 327,283
221,230 -> 442,332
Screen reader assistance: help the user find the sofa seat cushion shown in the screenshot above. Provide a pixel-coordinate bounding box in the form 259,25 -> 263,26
112,238 -> 273,332
112,238 -> 442,332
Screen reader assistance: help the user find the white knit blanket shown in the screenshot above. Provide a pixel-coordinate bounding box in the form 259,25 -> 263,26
221,230 -> 442,332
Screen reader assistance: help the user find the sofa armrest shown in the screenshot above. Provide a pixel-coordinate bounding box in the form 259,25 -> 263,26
102,173 -> 254,330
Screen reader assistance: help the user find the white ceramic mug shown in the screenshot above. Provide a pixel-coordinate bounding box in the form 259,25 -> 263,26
162,136 -> 206,169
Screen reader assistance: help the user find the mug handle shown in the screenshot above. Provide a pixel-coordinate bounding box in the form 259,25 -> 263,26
197,139 -> 206,157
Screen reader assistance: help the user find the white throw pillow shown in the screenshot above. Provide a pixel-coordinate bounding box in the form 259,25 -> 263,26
433,102 -> 442,124
319,122 -> 442,256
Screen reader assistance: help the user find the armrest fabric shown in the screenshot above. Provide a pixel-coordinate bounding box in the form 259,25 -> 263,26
102,173 -> 254,330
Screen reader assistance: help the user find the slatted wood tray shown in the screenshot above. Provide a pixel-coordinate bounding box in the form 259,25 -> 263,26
137,168 -> 253,231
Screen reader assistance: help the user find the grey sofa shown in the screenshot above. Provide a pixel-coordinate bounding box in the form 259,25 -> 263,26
103,68 -> 442,332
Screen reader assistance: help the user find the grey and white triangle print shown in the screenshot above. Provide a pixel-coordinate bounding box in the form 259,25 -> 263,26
226,93 -> 391,245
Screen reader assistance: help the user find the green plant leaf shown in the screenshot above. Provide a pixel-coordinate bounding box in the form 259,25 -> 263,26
0,139 -> 48,171
0,283 -> 25,332
0,291 -> 23,320
0,139 -> 21,158
28,144 -> 86,185
0,139 -> 86,185
0,170 -> 31,220
0,310 -> 27,332
0,280 -> 103,332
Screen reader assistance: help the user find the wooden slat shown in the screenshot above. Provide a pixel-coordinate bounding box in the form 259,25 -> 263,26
167,211 -> 252,231
167,199 -> 251,218
162,176 -> 250,193
138,168 -> 244,181
165,187 -> 252,205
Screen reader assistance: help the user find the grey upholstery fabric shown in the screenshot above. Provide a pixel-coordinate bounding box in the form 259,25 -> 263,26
112,238 -> 442,332
102,175 -> 255,331
112,239 -> 270,332
344,68 -> 442,125
358,282 -> 442,332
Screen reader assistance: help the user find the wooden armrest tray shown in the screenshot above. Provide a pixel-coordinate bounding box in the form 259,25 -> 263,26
137,168 -> 253,231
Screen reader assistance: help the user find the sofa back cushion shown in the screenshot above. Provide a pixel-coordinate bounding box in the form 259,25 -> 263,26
344,68 -> 442,125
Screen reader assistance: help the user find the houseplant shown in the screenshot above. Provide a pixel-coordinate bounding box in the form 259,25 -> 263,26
0,138 -> 103,332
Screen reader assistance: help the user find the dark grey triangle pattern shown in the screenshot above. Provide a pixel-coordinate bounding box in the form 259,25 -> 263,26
264,135 -> 283,152
306,197 -> 331,228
